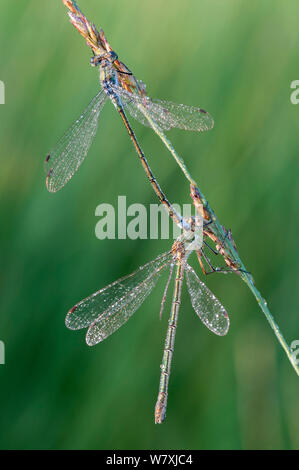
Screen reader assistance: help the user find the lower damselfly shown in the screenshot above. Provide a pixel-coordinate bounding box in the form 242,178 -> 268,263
65,233 -> 229,423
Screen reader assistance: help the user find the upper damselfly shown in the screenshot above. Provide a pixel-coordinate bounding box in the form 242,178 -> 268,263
45,1 -> 213,229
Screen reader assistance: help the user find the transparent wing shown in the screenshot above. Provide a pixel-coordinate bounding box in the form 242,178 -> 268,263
185,264 -> 229,336
111,84 -> 214,132
65,251 -> 172,346
45,89 -> 107,192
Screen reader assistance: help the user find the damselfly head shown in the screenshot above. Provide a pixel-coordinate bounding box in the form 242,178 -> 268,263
90,56 -> 101,67
91,50 -> 118,68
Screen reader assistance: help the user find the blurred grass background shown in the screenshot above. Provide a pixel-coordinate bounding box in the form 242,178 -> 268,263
0,0 -> 298,450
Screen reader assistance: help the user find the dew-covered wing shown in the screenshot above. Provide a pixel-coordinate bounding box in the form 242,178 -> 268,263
185,264 -> 229,336
45,89 -> 107,192
111,84 -> 214,132
65,251 -> 172,345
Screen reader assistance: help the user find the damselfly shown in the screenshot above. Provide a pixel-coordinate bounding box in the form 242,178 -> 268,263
45,0 -> 213,229
65,234 -> 229,423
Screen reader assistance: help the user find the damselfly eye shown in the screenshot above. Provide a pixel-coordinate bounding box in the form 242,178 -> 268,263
109,51 -> 118,63
90,56 -> 101,67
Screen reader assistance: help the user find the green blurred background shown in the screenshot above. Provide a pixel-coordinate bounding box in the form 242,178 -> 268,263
0,0 -> 298,450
